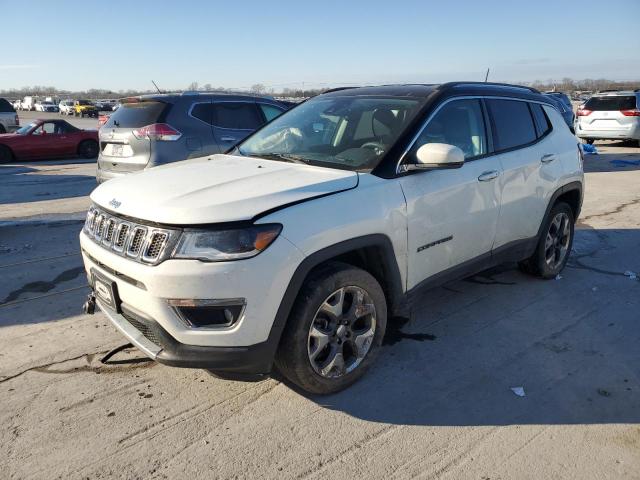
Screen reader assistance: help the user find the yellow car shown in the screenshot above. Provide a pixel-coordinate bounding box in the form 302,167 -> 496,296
73,100 -> 98,118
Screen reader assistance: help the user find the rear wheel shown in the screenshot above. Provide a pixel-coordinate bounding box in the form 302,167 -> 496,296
0,145 -> 14,163
275,262 -> 387,395
78,140 -> 98,159
519,202 -> 574,279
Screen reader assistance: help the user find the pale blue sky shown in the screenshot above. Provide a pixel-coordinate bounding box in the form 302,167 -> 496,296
1,0 -> 638,91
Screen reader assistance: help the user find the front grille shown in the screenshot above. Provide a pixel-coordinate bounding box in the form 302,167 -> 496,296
122,312 -> 163,348
144,232 -> 168,261
127,227 -> 147,257
83,206 -> 180,265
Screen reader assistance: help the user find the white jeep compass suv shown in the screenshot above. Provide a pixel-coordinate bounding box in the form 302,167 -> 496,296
80,83 -> 584,394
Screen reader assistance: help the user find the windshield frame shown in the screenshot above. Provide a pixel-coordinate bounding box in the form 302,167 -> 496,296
235,94 -> 428,173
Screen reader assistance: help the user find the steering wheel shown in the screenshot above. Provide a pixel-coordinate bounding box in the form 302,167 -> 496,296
360,142 -> 386,155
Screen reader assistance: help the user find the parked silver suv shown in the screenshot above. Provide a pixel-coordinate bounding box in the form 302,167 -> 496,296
575,91 -> 640,146
0,98 -> 19,134
97,93 -> 288,183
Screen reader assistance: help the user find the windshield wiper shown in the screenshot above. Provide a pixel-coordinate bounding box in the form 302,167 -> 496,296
244,152 -> 309,165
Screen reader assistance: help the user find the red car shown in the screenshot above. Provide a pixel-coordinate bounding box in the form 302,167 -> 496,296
0,119 -> 99,163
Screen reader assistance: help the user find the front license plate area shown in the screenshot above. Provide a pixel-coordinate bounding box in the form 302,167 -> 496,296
91,269 -> 121,313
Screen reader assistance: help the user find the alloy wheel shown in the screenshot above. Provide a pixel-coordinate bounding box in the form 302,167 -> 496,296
544,212 -> 571,269
307,286 -> 376,379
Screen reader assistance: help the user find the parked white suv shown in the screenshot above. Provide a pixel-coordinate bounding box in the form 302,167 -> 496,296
80,83 -> 584,394
59,100 -> 75,115
576,90 -> 640,146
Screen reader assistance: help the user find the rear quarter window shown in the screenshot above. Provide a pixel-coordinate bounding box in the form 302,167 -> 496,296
487,99 -> 537,151
104,101 -> 167,128
585,96 -> 637,111
530,103 -> 552,138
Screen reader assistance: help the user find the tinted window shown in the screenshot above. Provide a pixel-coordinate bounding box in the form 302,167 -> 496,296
413,99 -> 487,159
104,101 -> 166,128
213,102 -> 262,129
259,104 -> 284,122
0,98 -> 15,112
487,99 -> 537,151
530,103 -> 551,138
191,102 -> 213,124
584,96 -> 636,111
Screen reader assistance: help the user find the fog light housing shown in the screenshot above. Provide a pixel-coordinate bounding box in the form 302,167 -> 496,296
167,299 -> 245,328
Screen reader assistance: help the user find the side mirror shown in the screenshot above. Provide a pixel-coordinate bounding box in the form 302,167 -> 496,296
404,143 -> 465,171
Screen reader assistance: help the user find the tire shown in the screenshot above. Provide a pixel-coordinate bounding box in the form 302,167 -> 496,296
275,262 -> 387,395
78,140 -> 98,159
518,202 -> 575,279
0,145 -> 14,163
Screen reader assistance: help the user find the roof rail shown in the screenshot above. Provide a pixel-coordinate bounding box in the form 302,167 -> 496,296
439,81 -> 540,93
322,86 -> 358,94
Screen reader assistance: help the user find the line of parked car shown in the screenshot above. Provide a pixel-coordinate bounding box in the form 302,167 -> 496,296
1,86 -> 639,166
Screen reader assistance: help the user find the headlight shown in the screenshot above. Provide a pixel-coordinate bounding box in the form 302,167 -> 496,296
173,224 -> 282,262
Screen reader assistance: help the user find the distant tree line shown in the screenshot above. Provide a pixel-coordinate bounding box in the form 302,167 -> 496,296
525,78 -> 639,92
1,78 -> 637,100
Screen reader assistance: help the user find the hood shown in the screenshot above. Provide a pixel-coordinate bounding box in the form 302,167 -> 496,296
91,154 -> 358,225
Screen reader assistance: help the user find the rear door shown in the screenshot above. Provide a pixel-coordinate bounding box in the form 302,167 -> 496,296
211,101 -> 263,151
99,100 -> 167,174
489,99 -> 562,249
578,95 -> 638,134
188,101 -> 220,157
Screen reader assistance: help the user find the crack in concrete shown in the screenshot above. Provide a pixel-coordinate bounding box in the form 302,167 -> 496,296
579,196 -> 640,224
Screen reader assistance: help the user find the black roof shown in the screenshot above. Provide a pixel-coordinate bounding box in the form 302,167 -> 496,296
321,82 -> 550,104
129,92 -> 277,103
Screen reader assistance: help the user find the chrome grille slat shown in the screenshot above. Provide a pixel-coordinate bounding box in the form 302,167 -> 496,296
83,206 -> 179,265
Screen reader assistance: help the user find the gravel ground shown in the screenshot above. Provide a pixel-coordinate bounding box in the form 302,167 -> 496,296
0,140 -> 638,479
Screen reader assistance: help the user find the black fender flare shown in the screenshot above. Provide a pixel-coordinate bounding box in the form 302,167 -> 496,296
261,234 -> 405,370
535,181 -> 583,241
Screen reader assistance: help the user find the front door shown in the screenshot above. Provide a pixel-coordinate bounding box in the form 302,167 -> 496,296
398,98 -> 502,290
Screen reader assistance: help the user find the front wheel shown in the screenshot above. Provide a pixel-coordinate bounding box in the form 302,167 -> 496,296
0,145 -> 14,163
519,202 -> 575,279
276,262 -> 387,395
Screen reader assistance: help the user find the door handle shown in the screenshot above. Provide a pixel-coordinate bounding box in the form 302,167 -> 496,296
478,170 -> 499,182
541,154 -> 556,163
220,136 -> 237,142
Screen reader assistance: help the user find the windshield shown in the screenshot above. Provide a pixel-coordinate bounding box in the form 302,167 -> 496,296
237,96 -> 424,172
77,100 -> 91,105
16,122 -> 37,135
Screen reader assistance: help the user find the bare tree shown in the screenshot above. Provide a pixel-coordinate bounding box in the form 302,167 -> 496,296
250,83 -> 266,94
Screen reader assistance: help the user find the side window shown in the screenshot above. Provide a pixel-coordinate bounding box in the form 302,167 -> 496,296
259,104 -> 284,122
412,99 -> 487,159
487,99 -> 537,151
191,103 -> 213,124
530,103 -> 551,138
212,102 -> 262,130
32,123 -> 56,135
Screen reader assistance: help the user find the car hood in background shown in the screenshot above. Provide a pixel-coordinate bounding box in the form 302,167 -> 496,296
91,154 -> 358,225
